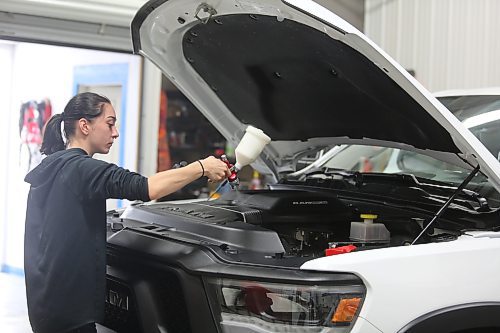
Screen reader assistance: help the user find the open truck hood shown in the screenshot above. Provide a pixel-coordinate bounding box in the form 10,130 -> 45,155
131,0 -> 500,189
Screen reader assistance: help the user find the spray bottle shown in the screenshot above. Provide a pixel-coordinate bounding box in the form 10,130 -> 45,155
214,126 -> 271,193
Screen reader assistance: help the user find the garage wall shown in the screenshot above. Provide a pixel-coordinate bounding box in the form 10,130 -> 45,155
364,0 -> 500,92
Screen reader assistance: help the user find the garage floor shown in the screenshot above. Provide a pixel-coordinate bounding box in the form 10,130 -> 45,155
0,273 -> 116,333
0,272 -> 32,333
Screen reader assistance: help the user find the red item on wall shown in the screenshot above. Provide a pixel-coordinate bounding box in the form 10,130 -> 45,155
157,91 -> 172,172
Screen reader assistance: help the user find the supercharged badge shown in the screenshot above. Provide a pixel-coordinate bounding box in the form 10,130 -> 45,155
292,200 -> 329,205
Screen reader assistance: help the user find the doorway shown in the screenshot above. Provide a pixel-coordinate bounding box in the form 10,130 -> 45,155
0,41 -> 141,274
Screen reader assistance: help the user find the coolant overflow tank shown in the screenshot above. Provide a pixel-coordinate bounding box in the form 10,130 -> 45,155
350,214 -> 390,242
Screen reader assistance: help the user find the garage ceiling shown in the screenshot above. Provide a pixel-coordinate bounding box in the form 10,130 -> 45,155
0,0 -> 148,52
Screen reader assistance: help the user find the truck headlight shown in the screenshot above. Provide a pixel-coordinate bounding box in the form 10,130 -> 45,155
205,277 -> 365,332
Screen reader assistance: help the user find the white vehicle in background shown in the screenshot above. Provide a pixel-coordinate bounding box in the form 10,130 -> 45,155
102,1 -> 500,333
295,88 -> 500,179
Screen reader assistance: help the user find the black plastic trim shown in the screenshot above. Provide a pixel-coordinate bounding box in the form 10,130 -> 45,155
398,303 -> 500,333
107,228 -> 364,285
105,260 -> 212,332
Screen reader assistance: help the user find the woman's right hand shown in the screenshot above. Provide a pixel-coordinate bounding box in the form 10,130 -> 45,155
199,156 -> 231,182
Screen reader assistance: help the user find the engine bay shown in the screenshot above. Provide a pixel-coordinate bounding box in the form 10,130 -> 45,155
109,182 -> 500,260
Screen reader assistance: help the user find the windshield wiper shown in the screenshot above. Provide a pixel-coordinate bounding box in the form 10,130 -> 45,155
411,164 -> 481,245
300,167 -> 489,209
411,177 -> 490,211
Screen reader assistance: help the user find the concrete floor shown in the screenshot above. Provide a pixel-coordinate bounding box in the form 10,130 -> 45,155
0,273 -> 116,333
0,272 -> 32,333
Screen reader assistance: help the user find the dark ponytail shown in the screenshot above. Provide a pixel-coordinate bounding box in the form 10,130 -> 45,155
40,92 -> 111,155
40,114 -> 65,155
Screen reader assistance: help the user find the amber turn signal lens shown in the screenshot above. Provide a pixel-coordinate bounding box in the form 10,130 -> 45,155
332,297 -> 362,323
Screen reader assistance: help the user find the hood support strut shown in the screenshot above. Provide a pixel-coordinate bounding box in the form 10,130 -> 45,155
411,164 -> 482,245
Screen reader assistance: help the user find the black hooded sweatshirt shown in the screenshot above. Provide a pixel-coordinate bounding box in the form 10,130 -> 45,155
24,148 -> 150,333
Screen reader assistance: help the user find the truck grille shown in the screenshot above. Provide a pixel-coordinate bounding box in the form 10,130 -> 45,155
103,278 -> 141,333
103,272 -> 192,333
154,272 -> 192,333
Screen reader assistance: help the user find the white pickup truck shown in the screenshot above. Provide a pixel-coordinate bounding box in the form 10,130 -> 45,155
102,1 -> 500,332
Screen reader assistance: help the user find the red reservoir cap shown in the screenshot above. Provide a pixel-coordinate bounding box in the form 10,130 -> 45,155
325,244 -> 357,256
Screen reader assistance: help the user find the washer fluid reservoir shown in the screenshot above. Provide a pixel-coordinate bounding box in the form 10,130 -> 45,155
350,214 -> 390,242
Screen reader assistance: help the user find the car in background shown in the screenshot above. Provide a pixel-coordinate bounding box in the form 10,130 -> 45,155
436,88 -> 500,161
102,1 -> 500,333
293,89 -> 500,186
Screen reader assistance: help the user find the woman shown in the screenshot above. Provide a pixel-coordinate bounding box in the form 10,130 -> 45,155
24,92 -> 230,333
